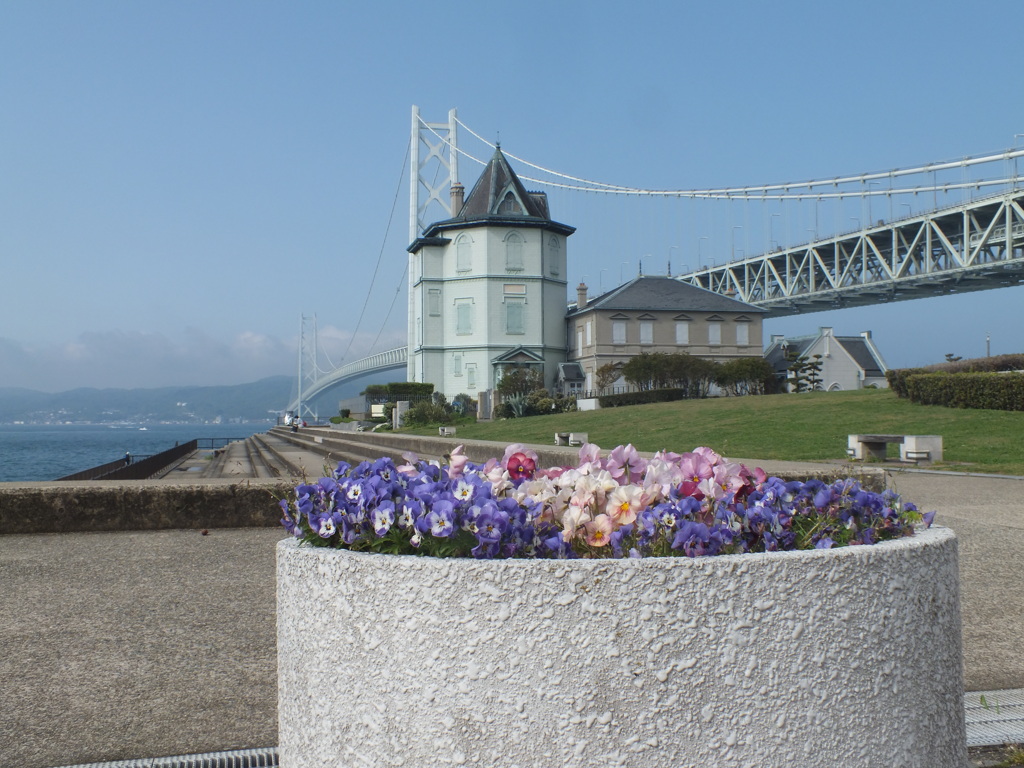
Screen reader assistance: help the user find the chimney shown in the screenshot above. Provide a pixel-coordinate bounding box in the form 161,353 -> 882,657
860,330 -> 872,340
576,283 -> 589,309
450,183 -> 465,216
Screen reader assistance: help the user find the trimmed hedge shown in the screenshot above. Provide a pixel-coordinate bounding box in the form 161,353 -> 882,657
598,388 -> 690,408
888,354 -> 1024,398
906,372 -> 1024,411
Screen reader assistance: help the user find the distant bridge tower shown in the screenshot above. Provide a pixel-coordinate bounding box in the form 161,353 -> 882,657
408,107 -> 460,381
295,314 -> 320,421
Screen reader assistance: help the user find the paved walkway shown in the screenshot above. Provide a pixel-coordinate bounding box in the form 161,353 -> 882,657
2,454 -> 1024,767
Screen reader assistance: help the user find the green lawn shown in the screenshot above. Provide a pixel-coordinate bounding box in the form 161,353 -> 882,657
402,389 -> 1024,475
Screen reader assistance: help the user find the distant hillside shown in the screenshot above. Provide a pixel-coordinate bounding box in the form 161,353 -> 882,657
0,377 -> 294,423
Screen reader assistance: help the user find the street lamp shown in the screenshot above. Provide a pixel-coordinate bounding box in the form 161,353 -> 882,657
599,269 -> 608,292
668,245 -> 678,276
731,226 -> 742,260
697,236 -> 709,267
868,181 -> 881,224
850,217 -> 860,231
770,213 -> 782,250
1014,135 -> 1024,184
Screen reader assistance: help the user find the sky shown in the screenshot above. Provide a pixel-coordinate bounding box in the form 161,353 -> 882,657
3,0 -> 1024,392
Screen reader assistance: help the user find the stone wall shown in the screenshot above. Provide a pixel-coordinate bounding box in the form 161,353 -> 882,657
0,480 -> 291,535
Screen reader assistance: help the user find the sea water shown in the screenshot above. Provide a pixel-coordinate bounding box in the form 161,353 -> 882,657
0,423 -> 273,482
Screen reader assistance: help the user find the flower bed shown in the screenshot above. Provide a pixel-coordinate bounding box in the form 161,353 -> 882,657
277,443 -> 934,559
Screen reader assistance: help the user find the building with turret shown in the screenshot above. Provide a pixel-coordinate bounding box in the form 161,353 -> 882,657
406,147 -> 575,396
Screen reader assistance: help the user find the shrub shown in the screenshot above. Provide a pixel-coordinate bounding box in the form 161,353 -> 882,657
599,388 -> 689,408
403,400 -> 452,426
906,371 -> 1024,411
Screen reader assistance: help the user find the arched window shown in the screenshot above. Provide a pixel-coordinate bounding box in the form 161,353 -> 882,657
505,232 -> 524,271
498,192 -> 521,214
456,234 -> 472,272
548,237 -> 561,276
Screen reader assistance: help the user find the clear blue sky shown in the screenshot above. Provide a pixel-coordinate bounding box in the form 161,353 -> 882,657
3,0 -> 1023,392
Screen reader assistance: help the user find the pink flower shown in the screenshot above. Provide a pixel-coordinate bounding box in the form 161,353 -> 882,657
693,446 -> 722,465
607,443 -> 646,485
397,451 -> 421,476
507,452 -> 536,482
577,443 -> 603,470
561,503 -> 592,542
583,514 -> 613,547
679,451 -> 714,483
606,484 -> 646,526
448,445 -> 469,479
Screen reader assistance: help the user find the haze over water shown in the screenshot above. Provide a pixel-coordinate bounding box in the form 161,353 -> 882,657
0,423 -> 270,482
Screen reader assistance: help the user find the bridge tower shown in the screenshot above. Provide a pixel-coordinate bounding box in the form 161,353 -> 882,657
409,107 -> 460,383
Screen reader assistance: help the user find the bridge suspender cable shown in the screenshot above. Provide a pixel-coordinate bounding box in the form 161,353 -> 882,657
335,141 -> 410,367
424,115 -> 1024,201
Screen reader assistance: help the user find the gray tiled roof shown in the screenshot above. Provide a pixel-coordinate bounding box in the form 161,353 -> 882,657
416,147 -> 575,241
835,337 -> 885,376
764,333 -> 885,377
459,146 -> 550,219
569,276 -> 764,317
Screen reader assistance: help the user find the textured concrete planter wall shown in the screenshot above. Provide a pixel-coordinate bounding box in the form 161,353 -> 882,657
277,527 -> 964,768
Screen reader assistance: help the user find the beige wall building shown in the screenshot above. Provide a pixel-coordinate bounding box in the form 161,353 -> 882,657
565,276 -> 766,393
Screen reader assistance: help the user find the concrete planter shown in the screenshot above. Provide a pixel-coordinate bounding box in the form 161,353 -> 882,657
277,527 -> 964,768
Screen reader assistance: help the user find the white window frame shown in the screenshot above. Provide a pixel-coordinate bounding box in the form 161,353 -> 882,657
675,321 -> 689,345
708,322 -> 721,346
612,320 -> 627,345
736,322 -> 749,346
456,300 -> 473,335
640,320 -> 654,345
506,299 -> 525,335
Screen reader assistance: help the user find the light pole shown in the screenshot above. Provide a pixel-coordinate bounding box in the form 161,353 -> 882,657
668,246 -> 678,276
868,181 -> 881,224
599,269 -> 608,292
1015,135 -> 1024,185
731,226 -> 742,260
900,203 -> 912,219
770,213 -> 782,250
698,236 -> 709,267
850,217 -> 860,232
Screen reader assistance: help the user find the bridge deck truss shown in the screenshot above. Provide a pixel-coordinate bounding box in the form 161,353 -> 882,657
682,191 -> 1024,316
286,346 -> 408,415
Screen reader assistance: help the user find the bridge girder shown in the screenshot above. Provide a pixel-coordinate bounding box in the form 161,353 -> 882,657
682,191 -> 1024,317
286,346 -> 408,415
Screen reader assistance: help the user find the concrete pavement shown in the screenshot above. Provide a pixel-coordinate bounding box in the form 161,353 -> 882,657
2,450 -> 1023,767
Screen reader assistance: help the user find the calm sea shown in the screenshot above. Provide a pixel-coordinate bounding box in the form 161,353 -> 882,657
0,423 -> 273,482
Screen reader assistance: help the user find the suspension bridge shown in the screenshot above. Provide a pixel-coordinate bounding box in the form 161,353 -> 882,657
287,107 -> 1024,416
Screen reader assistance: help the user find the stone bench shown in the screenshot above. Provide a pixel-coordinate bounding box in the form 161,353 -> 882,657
555,432 -> 588,447
847,434 -> 943,463
438,426 -> 457,437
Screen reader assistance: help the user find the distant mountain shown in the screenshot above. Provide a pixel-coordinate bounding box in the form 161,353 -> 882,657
0,377 -> 295,423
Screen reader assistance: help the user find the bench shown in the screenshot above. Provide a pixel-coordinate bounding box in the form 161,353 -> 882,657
555,432 -> 588,447
847,434 -> 943,463
439,426 -> 457,437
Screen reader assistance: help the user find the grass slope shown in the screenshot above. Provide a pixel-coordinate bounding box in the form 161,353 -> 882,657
405,389 -> 1024,475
